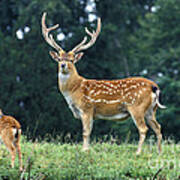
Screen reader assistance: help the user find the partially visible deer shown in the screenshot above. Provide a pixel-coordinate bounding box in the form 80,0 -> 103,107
41,12 -> 166,155
0,109 -> 22,171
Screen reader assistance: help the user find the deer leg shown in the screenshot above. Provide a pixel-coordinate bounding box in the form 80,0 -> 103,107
81,112 -> 93,151
129,109 -> 148,155
14,143 -> 22,171
2,135 -> 16,168
146,109 -> 162,154
14,131 -> 22,171
136,123 -> 148,155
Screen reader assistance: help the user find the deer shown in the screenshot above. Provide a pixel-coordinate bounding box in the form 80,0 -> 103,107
41,12 -> 166,155
0,109 -> 22,171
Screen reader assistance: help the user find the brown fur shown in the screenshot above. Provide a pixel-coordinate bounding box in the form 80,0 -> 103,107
42,13 -> 164,154
0,109 -> 22,170
52,59 -> 163,154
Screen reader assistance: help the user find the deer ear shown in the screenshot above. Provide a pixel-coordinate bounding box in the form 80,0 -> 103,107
74,52 -> 84,64
49,51 -> 61,62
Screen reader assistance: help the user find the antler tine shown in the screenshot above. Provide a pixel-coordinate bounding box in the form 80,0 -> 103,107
41,12 -> 64,52
71,18 -> 101,53
71,36 -> 88,52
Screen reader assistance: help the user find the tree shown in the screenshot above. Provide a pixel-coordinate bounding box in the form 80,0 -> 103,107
130,0 -> 180,140
0,0 -> 89,139
0,0 -> 179,141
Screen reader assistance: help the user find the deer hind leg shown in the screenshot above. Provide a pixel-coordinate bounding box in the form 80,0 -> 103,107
146,108 -> 162,154
14,129 -> 22,171
1,129 -> 16,168
81,111 -> 93,151
129,108 -> 148,155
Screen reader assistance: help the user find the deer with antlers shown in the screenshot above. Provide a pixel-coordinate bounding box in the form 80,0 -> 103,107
0,109 -> 22,170
41,12 -> 166,155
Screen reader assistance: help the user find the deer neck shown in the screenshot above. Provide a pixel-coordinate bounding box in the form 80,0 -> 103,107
58,65 -> 83,95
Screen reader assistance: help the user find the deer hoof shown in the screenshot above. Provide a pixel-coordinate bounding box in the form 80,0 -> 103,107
82,146 -> 89,152
136,150 -> 141,156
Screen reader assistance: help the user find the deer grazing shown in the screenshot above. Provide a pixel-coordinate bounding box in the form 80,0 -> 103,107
0,109 -> 22,170
41,12 -> 166,155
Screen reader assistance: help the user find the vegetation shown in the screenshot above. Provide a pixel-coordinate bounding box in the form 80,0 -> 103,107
0,0 -> 179,141
0,1 -> 179,178
0,136 -> 179,179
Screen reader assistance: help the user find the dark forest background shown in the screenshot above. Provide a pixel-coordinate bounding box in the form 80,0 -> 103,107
0,0 -> 179,141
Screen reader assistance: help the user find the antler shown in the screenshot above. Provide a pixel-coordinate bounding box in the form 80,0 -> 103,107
71,18 -> 101,53
41,12 -> 64,52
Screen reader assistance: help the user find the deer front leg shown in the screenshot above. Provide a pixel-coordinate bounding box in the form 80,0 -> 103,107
81,112 -> 93,151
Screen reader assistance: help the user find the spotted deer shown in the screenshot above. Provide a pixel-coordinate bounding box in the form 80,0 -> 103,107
41,12 -> 166,155
0,109 -> 22,170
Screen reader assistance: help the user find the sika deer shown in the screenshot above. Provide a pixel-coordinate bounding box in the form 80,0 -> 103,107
41,12 -> 166,154
0,109 -> 22,170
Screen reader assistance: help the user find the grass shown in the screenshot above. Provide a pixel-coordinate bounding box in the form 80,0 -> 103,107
0,136 -> 179,180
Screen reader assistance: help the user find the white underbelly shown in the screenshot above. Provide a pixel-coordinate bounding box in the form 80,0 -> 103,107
96,113 -> 129,120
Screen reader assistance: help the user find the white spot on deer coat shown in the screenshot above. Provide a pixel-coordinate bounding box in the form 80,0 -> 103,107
131,85 -> 137,89
12,128 -> 17,136
96,113 -> 129,120
89,89 -> 95,94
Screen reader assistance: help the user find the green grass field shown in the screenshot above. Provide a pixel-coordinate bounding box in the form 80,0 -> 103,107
0,136 -> 179,180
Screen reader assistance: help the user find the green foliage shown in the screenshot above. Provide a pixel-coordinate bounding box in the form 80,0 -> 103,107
0,0 -> 179,141
0,136 -> 179,179
0,0 -> 88,139
129,0 -> 180,139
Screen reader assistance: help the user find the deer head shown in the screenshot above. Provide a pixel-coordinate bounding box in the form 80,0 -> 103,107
41,12 -> 101,76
